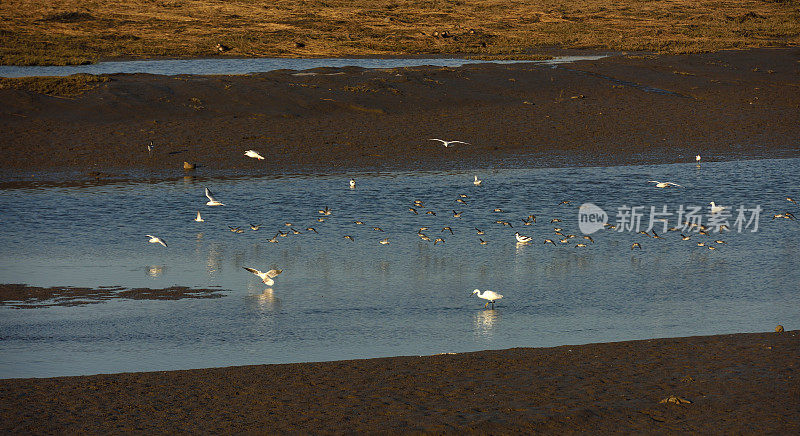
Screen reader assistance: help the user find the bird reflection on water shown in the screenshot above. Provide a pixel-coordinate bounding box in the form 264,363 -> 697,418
145,265 -> 164,278
473,309 -> 501,339
247,284 -> 282,313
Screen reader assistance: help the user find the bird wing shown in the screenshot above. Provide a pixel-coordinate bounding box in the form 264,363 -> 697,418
429,138 -> 446,143
266,269 -> 282,278
667,182 -> 682,187
205,187 -> 216,202
145,234 -> 155,239
243,267 -> 262,276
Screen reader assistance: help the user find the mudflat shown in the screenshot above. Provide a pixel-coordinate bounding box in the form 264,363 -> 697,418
1,330 -> 796,433
1,48 -> 799,185
2,0 -> 798,66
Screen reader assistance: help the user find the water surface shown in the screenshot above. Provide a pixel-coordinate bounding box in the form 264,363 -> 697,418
0,158 -> 797,378
0,55 -> 608,78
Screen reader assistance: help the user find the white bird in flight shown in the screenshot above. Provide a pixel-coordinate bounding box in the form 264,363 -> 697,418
473,175 -> 482,186
242,267 -> 282,286
146,235 -> 167,247
194,211 -> 204,222
244,150 -> 265,160
430,138 -> 469,147
472,289 -> 503,309
515,232 -> 532,243
205,187 -> 224,206
696,154 -> 701,163
709,202 -> 726,214
648,180 -> 682,188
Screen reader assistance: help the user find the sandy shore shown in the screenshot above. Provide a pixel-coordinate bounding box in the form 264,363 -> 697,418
2,48 -> 799,186
1,330 -> 796,433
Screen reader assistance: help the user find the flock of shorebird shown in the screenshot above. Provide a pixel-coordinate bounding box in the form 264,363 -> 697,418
145,148 -> 797,308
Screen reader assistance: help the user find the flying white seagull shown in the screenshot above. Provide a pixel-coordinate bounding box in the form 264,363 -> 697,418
244,150 -> 265,160
146,235 -> 167,247
205,187 -> 224,206
430,138 -> 469,147
696,154 -> 702,163
242,267 -> 282,286
648,180 -> 683,188
473,175 -> 482,186
472,289 -> 503,309
194,211 -> 204,222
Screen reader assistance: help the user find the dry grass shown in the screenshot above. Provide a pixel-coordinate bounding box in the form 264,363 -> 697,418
0,74 -> 109,96
1,0 -> 798,65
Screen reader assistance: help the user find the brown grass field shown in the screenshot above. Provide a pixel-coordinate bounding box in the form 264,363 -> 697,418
1,0 -> 798,65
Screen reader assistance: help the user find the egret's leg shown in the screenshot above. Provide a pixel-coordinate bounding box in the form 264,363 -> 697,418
484,301 -> 489,308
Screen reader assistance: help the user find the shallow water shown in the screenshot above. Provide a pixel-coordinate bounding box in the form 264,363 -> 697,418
0,158 -> 798,378
0,55 -> 608,78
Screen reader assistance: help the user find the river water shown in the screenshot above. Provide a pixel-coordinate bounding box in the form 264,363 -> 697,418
0,157 -> 797,378
0,55 -> 608,78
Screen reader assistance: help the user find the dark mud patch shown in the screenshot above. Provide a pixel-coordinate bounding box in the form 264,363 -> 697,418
0,283 -> 228,309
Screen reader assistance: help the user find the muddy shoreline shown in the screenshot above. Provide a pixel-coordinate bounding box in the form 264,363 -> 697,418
2,48 -> 799,187
1,330 -> 796,433
0,283 -> 229,308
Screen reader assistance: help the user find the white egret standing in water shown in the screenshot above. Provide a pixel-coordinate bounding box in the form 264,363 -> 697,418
472,289 -> 503,309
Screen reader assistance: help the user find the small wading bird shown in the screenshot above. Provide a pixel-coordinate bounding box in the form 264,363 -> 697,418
194,211 -> 204,222
244,150 -> 265,160
472,289 -> 503,309
146,235 -> 167,247
648,180 -> 682,188
696,154 -> 702,164
242,267 -> 282,286
515,232 -> 532,243
205,187 -> 224,206
430,138 -> 469,147
473,175 -> 482,186
349,179 -> 356,189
